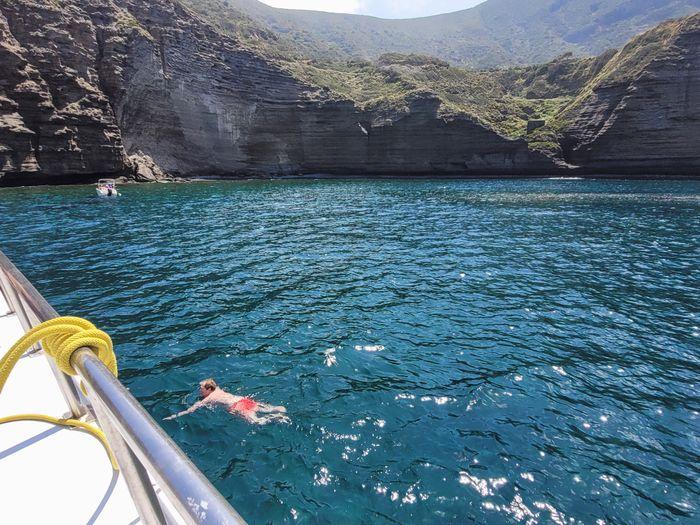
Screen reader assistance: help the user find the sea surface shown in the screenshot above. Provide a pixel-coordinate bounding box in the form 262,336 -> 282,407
1,179 -> 699,524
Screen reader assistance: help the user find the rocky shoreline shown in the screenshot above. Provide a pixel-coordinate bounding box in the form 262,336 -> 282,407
0,1 -> 698,187
5,171 -> 699,189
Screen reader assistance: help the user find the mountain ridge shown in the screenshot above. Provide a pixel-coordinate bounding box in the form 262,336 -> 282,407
197,0 -> 700,68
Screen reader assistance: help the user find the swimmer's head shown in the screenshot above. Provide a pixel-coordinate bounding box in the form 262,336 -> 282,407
199,378 -> 218,398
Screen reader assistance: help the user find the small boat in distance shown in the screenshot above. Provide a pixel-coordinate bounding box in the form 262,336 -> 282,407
96,178 -> 120,197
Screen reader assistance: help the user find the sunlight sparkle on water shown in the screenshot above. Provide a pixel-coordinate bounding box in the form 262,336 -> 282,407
323,347 -> 337,367
2,179 -> 697,524
314,467 -> 332,486
354,344 -> 385,352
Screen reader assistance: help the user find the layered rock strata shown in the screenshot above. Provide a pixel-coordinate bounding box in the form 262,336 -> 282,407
97,0 -> 552,177
563,15 -> 700,174
0,0 -> 552,185
0,1 -> 698,185
0,1 -> 127,184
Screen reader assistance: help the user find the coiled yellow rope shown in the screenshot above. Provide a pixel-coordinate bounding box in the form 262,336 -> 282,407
0,317 -> 119,470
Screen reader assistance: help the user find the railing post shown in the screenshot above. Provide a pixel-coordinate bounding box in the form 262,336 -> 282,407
88,390 -> 168,525
0,250 -> 248,525
71,349 -> 247,525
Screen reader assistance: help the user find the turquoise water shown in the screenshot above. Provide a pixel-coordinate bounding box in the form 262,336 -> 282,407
1,179 -> 699,524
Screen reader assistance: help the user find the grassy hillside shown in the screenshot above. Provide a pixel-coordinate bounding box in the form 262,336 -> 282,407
192,0 -> 700,68
177,1 -> 697,158
536,14 -> 700,153
559,12 -> 700,116
289,14 -> 699,150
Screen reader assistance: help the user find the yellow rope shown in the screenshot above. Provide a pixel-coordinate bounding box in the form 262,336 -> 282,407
0,414 -> 119,470
0,317 -> 119,470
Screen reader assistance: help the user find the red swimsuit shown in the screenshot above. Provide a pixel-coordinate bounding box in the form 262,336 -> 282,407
231,397 -> 258,412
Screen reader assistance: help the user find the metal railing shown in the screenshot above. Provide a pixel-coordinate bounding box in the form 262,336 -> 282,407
0,250 -> 248,525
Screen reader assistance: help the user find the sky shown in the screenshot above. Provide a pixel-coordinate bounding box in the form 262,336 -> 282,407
259,1 -> 487,19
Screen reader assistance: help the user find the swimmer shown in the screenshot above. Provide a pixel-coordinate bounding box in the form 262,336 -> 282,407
164,378 -> 289,425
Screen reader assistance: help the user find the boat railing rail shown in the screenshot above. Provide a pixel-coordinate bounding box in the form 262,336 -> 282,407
0,249 -> 247,525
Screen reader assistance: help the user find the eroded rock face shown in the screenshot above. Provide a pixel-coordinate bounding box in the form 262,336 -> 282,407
0,9 -> 53,178
128,151 -> 171,182
0,0 -> 697,185
563,16 -> 700,174
295,96 -> 551,175
0,0 -> 128,185
105,0 -> 553,177
0,0 -> 554,184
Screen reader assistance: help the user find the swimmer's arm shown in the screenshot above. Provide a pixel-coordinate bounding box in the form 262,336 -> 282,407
164,400 -> 207,420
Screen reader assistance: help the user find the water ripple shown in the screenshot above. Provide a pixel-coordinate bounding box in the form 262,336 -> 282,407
1,178 -> 698,524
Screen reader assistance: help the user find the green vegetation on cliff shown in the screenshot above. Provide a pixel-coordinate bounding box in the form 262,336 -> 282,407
179,0 -> 698,159
177,0 -> 588,143
558,13 -> 700,122
280,52 -> 608,142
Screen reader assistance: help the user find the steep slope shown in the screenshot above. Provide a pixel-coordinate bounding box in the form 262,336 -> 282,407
0,2 -> 697,185
196,0 -> 700,68
281,52 -> 607,143
0,0 -> 553,186
561,14 -> 700,173
98,0 -> 553,177
176,2 -> 615,141
0,1 -> 128,184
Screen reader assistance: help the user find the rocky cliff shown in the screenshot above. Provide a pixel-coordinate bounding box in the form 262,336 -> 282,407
0,0 -> 553,185
0,1 -> 127,184
0,1 -> 698,186
562,14 -> 700,174
89,0 -> 554,177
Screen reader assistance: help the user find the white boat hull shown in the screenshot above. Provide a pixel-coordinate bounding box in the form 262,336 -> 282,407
96,187 -> 119,197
